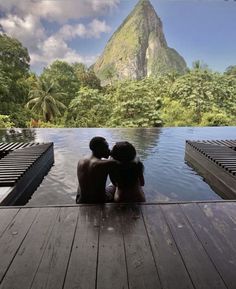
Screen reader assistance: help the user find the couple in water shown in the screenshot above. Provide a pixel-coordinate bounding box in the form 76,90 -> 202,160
76,136 -> 146,203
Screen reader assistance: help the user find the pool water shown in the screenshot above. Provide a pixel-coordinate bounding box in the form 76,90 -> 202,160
0,127 -> 235,205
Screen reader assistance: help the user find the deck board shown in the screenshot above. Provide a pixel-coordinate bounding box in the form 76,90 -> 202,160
0,209 -> 19,238
182,203 -> 236,289
0,202 -> 236,289
97,206 -> 128,289
121,206 -> 161,289
142,205 -> 194,289
0,208 -> 58,289
161,204 -> 227,289
30,207 -> 78,289
0,208 -> 39,284
63,206 -> 100,289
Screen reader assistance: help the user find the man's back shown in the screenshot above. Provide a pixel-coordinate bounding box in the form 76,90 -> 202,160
77,156 -> 112,203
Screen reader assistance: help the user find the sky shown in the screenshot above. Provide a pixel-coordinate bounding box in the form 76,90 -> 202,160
0,0 -> 235,74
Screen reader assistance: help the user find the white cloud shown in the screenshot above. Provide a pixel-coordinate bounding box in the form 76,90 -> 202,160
0,0 -> 115,71
28,17 -> 110,69
0,14 -> 46,50
30,35 -> 98,70
0,0 -> 120,22
58,19 -> 111,40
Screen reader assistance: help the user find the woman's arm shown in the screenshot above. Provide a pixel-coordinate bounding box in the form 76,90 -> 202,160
108,159 -> 118,186
138,161 -> 145,186
139,172 -> 145,186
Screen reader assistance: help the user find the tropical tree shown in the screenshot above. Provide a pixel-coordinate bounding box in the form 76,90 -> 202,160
225,65 -> 236,77
200,108 -> 235,127
108,78 -> 162,127
40,60 -> 79,105
0,34 -> 30,106
0,115 -> 14,128
26,79 -> 66,122
72,63 -> 101,89
68,87 -> 110,127
170,68 -> 216,123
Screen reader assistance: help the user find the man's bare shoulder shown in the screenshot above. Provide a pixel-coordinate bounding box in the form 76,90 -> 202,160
94,158 -> 117,168
78,156 -> 117,170
78,157 -> 90,168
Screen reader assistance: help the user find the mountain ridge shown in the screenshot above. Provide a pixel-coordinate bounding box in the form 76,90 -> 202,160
93,0 -> 187,82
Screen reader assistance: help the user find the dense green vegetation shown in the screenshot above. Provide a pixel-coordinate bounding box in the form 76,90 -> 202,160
0,34 -> 235,128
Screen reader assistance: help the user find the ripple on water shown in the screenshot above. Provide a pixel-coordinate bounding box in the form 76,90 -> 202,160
0,127 -> 235,205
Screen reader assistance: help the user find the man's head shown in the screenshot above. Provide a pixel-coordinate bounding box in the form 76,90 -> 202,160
89,136 -> 110,159
110,141 -> 136,162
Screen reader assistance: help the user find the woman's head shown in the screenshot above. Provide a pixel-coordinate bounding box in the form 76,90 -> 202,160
110,141 -> 136,162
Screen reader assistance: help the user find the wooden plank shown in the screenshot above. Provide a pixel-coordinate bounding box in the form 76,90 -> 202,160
4,157 -> 38,160
0,171 -> 23,174
0,181 -> 16,186
64,206 -> 100,289
0,207 -> 58,289
0,175 -> 18,182
121,205 -> 161,289
9,143 -> 25,150
0,165 -> 30,168
0,176 -> 22,179
0,209 -> 19,238
225,166 -> 236,169
219,161 -> 236,164
220,140 -> 233,147
0,143 -> 14,150
30,207 -> 78,289
6,143 -> 22,150
96,205 -> 128,289
0,161 -> 34,164
218,203 -> 236,224
142,205 -> 194,289
182,203 -> 236,289
0,169 -> 26,172
200,202 -> 236,235
161,204 -> 227,289
0,208 -> 39,283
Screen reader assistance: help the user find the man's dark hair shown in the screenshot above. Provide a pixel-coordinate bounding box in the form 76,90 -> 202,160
110,141 -> 136,162
89,136 -> 106,152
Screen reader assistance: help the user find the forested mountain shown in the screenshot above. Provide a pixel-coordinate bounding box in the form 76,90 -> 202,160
94,0 -> 187,83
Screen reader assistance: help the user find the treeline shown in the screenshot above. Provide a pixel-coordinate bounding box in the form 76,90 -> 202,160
0,33 -> 236,128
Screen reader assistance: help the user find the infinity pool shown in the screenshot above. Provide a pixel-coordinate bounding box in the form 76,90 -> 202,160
0,127 -> 235,205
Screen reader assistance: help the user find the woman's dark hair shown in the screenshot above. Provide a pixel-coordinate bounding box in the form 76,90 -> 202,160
110,141 -> 144,188
110,141 -> 136,162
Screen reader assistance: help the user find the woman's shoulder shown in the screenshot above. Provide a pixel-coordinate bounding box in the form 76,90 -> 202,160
134,158 -> 144,170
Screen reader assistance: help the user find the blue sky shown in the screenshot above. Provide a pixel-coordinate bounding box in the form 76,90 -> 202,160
0,0 -> 235,73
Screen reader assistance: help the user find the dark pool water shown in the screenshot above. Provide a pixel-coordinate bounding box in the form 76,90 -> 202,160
0,127 -> 235,205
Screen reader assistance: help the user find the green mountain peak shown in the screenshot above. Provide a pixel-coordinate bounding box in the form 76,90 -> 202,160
93,0 -> 187,83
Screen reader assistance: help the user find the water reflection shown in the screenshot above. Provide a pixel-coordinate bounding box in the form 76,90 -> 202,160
0,128 -> 36,142
0,127 -> 235,205
106,128 -> 162,160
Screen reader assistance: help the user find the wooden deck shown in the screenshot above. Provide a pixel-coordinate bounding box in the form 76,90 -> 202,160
0,143 -> 54,206
0,201 -> 236,289
185,140 -> 236,199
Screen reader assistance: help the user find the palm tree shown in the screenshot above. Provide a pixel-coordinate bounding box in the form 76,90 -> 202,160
26,79 -> 66,122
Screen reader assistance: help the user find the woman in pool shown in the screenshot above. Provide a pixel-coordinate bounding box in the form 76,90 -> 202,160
109,141 -> 146,202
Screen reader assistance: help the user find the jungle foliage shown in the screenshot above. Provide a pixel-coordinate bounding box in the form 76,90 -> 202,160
0,34 -> 235,128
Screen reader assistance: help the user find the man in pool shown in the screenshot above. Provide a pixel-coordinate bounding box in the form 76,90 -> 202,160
76,136 -> 115,203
